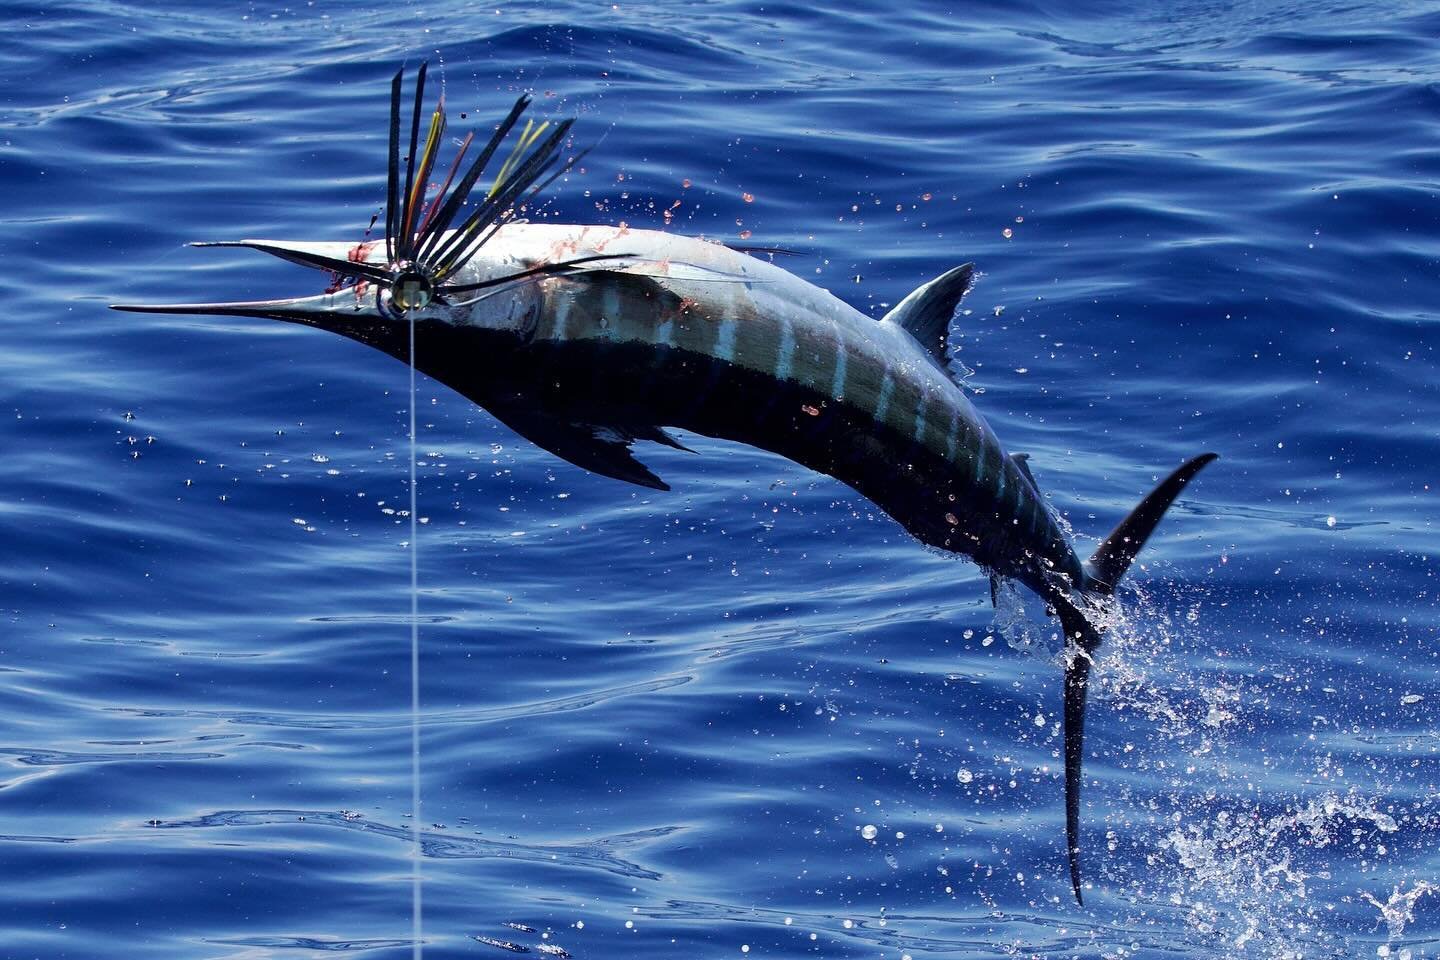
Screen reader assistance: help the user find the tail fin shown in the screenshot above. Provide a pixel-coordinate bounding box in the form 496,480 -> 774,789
1054,596 -> 1101,906
1058,452 -> 1217,905
1085,453 -> 1219,595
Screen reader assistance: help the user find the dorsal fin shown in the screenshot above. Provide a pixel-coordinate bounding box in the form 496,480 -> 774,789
881,263 -> 975,368
1011,452 -> 1038,489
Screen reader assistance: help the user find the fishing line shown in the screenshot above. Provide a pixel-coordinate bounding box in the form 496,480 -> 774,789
400,57 -> 582,956
408,299 -> 422,959
407,58 -> 427,960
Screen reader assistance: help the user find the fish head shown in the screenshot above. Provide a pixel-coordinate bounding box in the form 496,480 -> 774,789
113,67 -> 588,354
110,236 -> 551,356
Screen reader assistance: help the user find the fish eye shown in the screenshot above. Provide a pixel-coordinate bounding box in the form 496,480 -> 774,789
389,267 -> 434,312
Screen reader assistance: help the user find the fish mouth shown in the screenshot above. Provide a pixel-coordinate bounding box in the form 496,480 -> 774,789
109,292 -> 358,322
110,239 -> 382,323
108,236 -> 672,322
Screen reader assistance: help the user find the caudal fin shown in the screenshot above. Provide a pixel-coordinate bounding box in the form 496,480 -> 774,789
1054,596 -> 1099,905
1085,453 -> 1219,595
1058,451 -> 1217,905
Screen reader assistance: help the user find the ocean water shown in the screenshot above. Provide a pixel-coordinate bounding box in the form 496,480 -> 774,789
3,1 -> 1439,957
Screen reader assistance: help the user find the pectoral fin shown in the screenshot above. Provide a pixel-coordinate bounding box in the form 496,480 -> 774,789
563,256 -> 771,284
488,407 -> 677,491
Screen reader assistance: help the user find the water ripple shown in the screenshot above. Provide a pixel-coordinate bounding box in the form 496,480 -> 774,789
150,810 -> 673,881
109,673 -> 694,730
203,937 -> 414,952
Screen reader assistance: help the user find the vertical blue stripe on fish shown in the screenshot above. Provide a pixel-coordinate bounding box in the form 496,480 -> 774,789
654,317 -> 675,347
874,370 -> 894,424
550,295 -> 572,341
775,315 -> 795,382
600,285 -> 621,341
913,389 -> 928,444
714,318 -> 737,362
944,408 -> 960,462
831,330 -> 848,400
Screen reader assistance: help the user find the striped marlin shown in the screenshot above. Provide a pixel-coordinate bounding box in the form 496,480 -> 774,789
113,65 -> 1216,904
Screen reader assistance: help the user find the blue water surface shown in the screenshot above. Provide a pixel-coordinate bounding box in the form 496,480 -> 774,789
3,1 -> 1439,957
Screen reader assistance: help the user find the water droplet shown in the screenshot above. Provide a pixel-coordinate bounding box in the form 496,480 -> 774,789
956,768 -> 973,784
861,824 -> 878,840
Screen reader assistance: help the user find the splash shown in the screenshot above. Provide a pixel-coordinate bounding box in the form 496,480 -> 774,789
1044,579 -> 1423,960
1361,880 -> 1434,941
979,532 -> 1438,960
991,576 -> 1063,658
1095,587 -> 1245,740
1151,792 -> 1411,958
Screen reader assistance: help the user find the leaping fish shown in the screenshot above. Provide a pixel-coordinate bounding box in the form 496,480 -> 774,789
113,64 -> 1217,904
